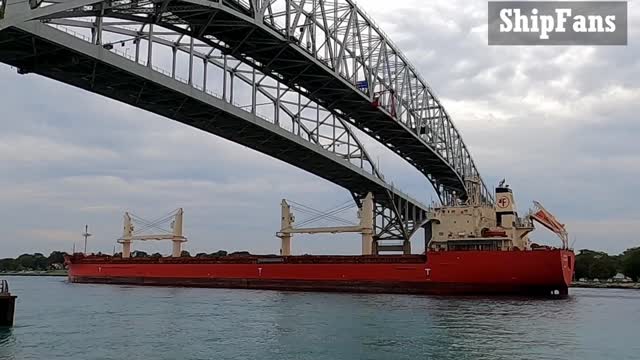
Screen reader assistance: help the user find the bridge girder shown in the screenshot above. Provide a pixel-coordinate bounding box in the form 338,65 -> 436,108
0,19 -> 426,248
0,0 -> 493,206
0,0 -> 493,251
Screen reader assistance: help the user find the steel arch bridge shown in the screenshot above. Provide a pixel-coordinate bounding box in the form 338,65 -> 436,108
0,0 -> 492,253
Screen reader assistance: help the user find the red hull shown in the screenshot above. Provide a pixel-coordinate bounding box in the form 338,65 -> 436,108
66,250 -> 574,296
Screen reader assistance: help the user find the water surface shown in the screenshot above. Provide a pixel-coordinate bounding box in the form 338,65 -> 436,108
1,276 -> 638,359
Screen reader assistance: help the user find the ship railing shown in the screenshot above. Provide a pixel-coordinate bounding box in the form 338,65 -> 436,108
0,280 -> 8,295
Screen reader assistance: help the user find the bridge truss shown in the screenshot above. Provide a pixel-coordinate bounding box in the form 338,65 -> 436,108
0,0 -> 492,253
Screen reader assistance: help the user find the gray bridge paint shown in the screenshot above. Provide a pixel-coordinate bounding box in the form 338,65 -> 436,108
0,0 -> 491,249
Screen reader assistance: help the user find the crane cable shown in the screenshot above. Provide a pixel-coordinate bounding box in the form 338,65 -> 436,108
289,203 -> 354,224
130,208 -> 180,235
289,199 -> 353,224
295,203 -> 355,227
288,199 -> 357,227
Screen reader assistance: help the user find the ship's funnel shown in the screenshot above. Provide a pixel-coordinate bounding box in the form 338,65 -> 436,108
495,184 -> 516,228
495,187 -> 515,213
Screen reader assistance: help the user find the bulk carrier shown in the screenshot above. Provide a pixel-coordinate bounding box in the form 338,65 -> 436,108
66,181 -> 574,296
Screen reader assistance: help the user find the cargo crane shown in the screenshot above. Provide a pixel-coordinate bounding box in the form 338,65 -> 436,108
529,201 -> 570,249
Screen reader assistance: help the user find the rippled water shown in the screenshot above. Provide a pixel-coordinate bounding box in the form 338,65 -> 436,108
1,276 -> 638,360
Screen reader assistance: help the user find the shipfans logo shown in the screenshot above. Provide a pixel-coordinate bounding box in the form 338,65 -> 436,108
488,1 -> 627,45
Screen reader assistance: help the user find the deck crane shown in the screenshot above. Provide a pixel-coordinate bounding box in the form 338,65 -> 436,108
529,201 -> 569,249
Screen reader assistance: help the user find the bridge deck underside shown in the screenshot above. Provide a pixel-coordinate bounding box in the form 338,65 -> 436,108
0,26 -> 426,221
180,4 -> 465,196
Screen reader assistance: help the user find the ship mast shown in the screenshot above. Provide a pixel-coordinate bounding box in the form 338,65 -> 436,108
82,225 -> 92,255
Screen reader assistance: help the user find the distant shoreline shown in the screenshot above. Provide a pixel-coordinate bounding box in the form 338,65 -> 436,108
0,271 -> 68,277
1,273 -> 639,289
571,282 -> 640,290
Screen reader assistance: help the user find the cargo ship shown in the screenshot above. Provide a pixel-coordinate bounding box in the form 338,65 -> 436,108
66,182 -> 574,296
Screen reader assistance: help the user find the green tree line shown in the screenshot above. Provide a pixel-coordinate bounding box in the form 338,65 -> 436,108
575,247 -> 640,281
0,251 -> 67,272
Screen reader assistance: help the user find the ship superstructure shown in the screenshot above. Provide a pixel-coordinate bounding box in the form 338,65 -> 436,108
427,179 -> 567,252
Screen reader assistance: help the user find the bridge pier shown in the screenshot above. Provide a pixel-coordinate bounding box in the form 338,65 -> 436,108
403,240 -> 411,254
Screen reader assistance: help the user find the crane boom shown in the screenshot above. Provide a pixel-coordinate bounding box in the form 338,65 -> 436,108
529,201 -> 569,249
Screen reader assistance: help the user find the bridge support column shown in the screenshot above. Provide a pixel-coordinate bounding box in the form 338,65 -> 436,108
423,221 -> 434,252
279,200 -> 293,256
360,193 -> 374,255
402,240 -> 411,255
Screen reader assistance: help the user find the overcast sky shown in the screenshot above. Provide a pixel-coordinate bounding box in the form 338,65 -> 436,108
1,0 -> 638,257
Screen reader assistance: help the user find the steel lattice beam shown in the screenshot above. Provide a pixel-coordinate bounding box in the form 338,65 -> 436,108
0,0 -> 492,251
0,0 -> 492,205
